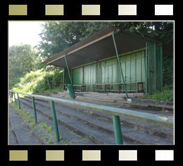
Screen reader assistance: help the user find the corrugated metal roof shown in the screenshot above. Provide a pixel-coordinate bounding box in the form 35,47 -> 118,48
44,26 -> 160,68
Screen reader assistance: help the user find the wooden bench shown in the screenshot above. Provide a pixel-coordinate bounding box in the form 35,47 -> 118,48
73,85 -> 86,92
64,84 -> 86,92
117,82 -> 144,93
93,82 -> 144,93
93,83 -> 109,92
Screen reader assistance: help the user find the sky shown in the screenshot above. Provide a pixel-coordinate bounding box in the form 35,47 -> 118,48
9,21 -> 45,47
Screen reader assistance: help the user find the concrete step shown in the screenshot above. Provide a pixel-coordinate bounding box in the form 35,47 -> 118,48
19,97 -> 173,145
50,93 -> 116,103
37,99 -> 173,142
18,101 -> 95,145
55,92 -> 144,101
76,95 -> 116,103
20,100 -> 114,144
125,102 -> 173,111
9,122 -> 18,144
21,99 -> 140,144
9,105 -> 42,145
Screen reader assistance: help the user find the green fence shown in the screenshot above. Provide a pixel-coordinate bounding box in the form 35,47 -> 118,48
9,90 -> 172,144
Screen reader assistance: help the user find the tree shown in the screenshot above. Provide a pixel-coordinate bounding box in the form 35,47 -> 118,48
37,21 -> 173,59
9,44 -> 40,88
36,22 -> 87,60
37,21 -> 173,86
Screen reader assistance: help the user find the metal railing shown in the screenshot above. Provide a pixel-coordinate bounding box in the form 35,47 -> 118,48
9,90 -> 173,145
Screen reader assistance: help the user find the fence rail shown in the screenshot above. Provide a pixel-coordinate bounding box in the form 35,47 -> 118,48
9,90 -> 173,145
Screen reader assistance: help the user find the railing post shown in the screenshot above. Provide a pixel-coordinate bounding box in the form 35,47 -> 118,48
32,97 -> 37,123
14,93 -> 17,105
50,101 -> 60,142
17,93 -> 21,109
10,91 -> 13,102
112,115 -> 123,144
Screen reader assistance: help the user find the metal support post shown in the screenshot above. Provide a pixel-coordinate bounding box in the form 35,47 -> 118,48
112,32 -> 129,98
50,101 -> 60,142
10,92 -> 13,102
32,97 -> 37,123
112,115 -> 123,144
14,93 -> 17,105
145,42 -> 148,94
63,69 -> 65,90
160,45 -> 163,91
17,93 -> 21,109
64,55 -> 72,84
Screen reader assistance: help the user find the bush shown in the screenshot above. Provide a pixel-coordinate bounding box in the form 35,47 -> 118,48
9,77 -> 21,90
51,71 -> 63,88
163,56 -> 173,86
20,70 -> 44,84
140,84 -> 173,102
12,69 -> 63,93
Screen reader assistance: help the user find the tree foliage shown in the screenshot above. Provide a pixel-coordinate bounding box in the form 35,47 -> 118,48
9,44 -> 41,88
36,21 -> 173,85
37,21 -> 173,59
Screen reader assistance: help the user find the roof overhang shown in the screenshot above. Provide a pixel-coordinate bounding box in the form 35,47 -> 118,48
44,26 -> 160,68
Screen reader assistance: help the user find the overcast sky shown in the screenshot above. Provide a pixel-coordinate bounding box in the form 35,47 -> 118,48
8,21 -> 45,47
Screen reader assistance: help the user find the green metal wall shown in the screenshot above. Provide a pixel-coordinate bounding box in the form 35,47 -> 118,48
72,50 -> 146,92
156,44 -> 163,91
146,42 -> 163,94
72,67 -> 83,85
84,64 -> 96,91
120,51 -> 145,90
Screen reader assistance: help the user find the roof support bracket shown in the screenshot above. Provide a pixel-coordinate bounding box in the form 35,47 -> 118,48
64,55 -> 72,84
112,32 -> 129,98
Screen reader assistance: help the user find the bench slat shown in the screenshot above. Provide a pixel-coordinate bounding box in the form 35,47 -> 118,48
93,82 -> 144,93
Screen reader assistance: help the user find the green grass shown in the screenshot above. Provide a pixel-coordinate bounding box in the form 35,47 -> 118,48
48,138 -> 53,144
40,134 -> 53,144
10,102 -> 36,127
40,122 -> 56,136
139,85 -> 173,102
60,138 -> 70,145
10,101 -> 55,143
11,69 -> 64,94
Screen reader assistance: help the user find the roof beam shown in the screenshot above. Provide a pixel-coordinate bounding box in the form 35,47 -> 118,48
70,54 -> 99,61
46,31 -> 118,65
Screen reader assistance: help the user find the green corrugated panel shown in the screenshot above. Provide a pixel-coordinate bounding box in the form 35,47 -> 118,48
112,60 -> 118,90
120,56 -> 126,83
131,57 -> 136,90
136,51 -> 142,82
112,60 -> 118,83
72,50 -> 146,92
101,65 -> 105,84
91,65 -> 96,90
82,64 -> 96,91
142,50 -> 146,91
98,62 -> 102,83
83,66 -> 89,90
108,65 -> 113,83
147,42 -> 157,94
126,60 -> 131,89
73,67 -> 83,85
86,66 -> 91,91
156,45 -> 163,91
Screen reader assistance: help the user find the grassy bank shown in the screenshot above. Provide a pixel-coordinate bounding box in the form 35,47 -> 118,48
138,85 -> 173,102
11,69 -> 64,94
